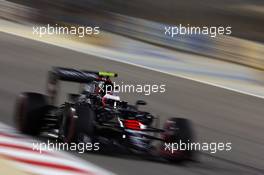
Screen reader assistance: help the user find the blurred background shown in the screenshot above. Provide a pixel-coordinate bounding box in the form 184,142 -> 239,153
4,0 -> 264,41
1,1 -> 264,175
1,0 -> 264,70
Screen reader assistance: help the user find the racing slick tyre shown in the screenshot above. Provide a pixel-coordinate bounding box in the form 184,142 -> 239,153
75,104 -> 96,144
59,104 -> 95,144
161,118 -> 195,162
59,104 -> 78,143
15,92 -> 48,135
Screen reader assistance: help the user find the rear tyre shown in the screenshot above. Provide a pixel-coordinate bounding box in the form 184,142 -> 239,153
162,118 -> 195,162
60,104 -> 95,144
76,104 -> 96,143
15,92 -> 48,135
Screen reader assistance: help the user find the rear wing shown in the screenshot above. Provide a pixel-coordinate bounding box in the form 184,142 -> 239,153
48,67 -> 117,83
47,67 -> 118,104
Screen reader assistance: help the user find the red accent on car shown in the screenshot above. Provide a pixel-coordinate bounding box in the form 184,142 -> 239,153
123,119 -> 142,130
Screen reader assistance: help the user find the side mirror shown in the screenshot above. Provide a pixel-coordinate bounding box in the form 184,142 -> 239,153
136,100 -> 147,106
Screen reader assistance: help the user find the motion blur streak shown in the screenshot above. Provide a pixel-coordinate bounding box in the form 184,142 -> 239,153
0,122 -> 114,175
0,33 -> 263,175
1,0 -> 264,174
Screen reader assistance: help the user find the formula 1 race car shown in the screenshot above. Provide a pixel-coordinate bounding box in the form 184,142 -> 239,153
14,67 -> 195,162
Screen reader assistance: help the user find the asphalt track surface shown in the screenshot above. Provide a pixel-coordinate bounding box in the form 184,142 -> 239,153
0,32 -> 264,175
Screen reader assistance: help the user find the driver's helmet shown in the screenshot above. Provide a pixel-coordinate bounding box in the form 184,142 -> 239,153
102,93 -> 120,108
84,77 -> 116,101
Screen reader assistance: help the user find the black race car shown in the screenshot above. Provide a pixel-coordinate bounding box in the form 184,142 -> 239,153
15,67 -> 195,162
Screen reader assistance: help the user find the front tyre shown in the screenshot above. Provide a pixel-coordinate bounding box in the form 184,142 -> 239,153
161,118 -> 195,162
